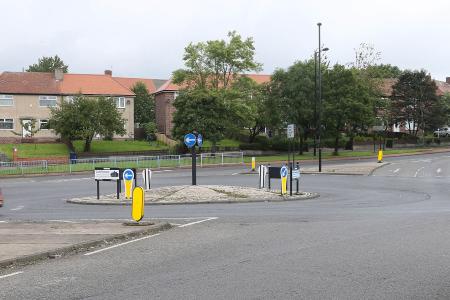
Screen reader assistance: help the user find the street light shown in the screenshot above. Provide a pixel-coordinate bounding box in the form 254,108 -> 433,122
317,22 -> 327,172
313,47 -> 329,158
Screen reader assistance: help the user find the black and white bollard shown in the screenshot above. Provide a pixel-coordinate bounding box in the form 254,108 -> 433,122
258,165 -> 267,189
142,168 -> 152,190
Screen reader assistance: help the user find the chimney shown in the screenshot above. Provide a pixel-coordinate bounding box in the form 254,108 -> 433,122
104,70 -> 112,76
54,68 -> 64,81
446,77 -> 450,84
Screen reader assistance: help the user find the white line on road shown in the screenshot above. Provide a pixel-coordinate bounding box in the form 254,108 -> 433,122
84,233 -> 161,256
0,271 -> 23,280
10,205 -> 24,211
178,217 -> 218,228
232,172 -> 239,175
414,167 -> 425,177
0,221 -> 7,223
437,168 -> 442,174
393,168 -> 400,173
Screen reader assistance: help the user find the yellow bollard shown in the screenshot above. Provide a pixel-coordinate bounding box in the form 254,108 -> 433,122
131,187 -> 145,222
251,157 -> 256,171
377,150 -> 383,163
281,177 -> 287,195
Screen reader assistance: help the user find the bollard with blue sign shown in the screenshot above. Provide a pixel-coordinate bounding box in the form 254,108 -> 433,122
123,168 -> 135,199
280,165 -> 288,195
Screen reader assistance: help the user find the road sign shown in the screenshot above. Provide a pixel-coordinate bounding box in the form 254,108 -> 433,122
184,133 -> 197,148
197,134 -> 203,147
132,186 -> 144,222
292,169 -> 300,179
287,124 -> 295,139
280,166 -> 288,178
123,168 -> 134,199
94,168 -> 120,181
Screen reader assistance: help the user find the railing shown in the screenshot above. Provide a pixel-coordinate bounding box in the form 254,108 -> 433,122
0,152 -> 244,176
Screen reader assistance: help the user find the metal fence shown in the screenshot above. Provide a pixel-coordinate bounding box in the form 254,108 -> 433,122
0,152 -> 244,176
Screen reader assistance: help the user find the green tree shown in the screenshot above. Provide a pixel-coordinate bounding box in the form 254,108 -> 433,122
323,64 -> 375,154
391,70 -> 438,137
173,31 -> 262,90
366,64 -> 403,79
27,55 -> 68,73
49,95 -> 126,152
172,89 -> 228,148
428,93 -> 450,130
269,60 -> 316,153
131,82 -> 155,126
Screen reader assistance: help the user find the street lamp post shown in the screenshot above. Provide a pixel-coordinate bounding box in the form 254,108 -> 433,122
316,22 -> 328,172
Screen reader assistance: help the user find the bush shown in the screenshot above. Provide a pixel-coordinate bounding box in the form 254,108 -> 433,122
143,122 -> 157,141
386,139 -> 393,148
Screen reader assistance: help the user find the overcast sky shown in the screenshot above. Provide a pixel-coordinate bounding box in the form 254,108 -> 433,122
0,0 -> 449,81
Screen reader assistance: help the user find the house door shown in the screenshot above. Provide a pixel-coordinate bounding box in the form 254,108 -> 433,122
21,119 -> 32,138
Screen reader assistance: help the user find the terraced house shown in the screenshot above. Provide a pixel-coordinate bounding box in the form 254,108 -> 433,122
0,70 -> 161,143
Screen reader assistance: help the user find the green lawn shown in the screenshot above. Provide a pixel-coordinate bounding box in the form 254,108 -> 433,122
243,148 -> 431,163
73,140 -> 169,153
201,139 -> 240,148
0,143 -> 69,159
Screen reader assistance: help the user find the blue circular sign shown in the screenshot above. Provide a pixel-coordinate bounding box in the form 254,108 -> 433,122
184,133 -> 197,148
123,169 -> 134,181
280,166 -> 288,178
197,134 -> 203,147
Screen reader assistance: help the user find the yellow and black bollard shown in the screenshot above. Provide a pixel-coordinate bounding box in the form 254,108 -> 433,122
377,149 -> 383,163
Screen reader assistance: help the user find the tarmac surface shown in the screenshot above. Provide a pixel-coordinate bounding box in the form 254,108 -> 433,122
1,152 -> 450,299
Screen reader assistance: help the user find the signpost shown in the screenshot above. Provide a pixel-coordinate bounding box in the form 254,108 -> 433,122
94,167 -> 120,200
280,165 -> 288,195
131,186 -> 145,222
184,132 -> 203,186
123,168 -> 134,199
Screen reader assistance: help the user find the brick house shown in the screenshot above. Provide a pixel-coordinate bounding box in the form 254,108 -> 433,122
0,70 -> 165,143
153,74 -> 272,137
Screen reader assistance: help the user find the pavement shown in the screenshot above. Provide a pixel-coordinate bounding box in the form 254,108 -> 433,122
67,185 -> 318,205
300,161 -> 388,175
0,220 -> 171,269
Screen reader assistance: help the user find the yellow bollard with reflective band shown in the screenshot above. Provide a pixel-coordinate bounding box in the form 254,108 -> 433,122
132,187 -> 145,222
251,157 -> 256,171
377,150 -> 383,163
281,177 -> 287,195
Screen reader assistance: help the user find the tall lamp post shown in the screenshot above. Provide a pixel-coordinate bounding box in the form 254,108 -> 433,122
313,47 -> 329,158
316,22 -> 328,172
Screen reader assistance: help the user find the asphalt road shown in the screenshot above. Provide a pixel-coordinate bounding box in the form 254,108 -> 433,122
1,152 -> 450,299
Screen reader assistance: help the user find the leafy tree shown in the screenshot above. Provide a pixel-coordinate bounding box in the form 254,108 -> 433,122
172,89 -> 228,149
172,31 -> 262,90
322,64 -> 375,154
132,82 -> 155,126
10,118 -> 40,138
391,70 -> 438,137
27,55 -> 68,73
269,60 -> 316,153
143,121 -> 157,141
49,95 -> 126,152
428,93 -> 450,129
366,64 -> 403,79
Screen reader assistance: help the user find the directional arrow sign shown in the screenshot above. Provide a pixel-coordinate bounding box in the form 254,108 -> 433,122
184,133 -> 197,148
197,134 -> 203,147
123,169 -> 134,181
280,166 -> 288,178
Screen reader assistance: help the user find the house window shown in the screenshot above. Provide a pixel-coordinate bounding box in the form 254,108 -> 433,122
0,118 -> 13,130
39,119 -> 49,130
65,96 -> 75,103
39,95 -> 57,107
114,97 -> 125,108
0,95 -> 14,106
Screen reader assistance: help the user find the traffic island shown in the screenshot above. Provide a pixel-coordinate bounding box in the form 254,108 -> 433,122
67,185 -> 319,205
0,220 -> 171,269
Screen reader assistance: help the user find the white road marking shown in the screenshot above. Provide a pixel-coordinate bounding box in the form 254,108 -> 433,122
0,220 -> 7,223
153,170 -> 173,173
10,205 -> 24,211
437,168 -> 442,174
232,172 -> 239,175
47,220 -> 77,223
414,167 -> 425,177
0,271 -> 23,280
84,233 -> 161,256
393,168 -> 400,173
178,217 -> 218,228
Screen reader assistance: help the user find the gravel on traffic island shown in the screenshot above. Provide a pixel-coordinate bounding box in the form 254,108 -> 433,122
67,185 -> 319,205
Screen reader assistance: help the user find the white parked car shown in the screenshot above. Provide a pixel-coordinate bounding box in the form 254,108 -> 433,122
434,127 -> 450,137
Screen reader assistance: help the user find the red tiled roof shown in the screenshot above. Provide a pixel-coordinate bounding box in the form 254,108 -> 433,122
154,73 -> 271,94
0,72 -> 60,94
113,77 -> 158,93
379,78 -> 450,97
60,74 -> 134,96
